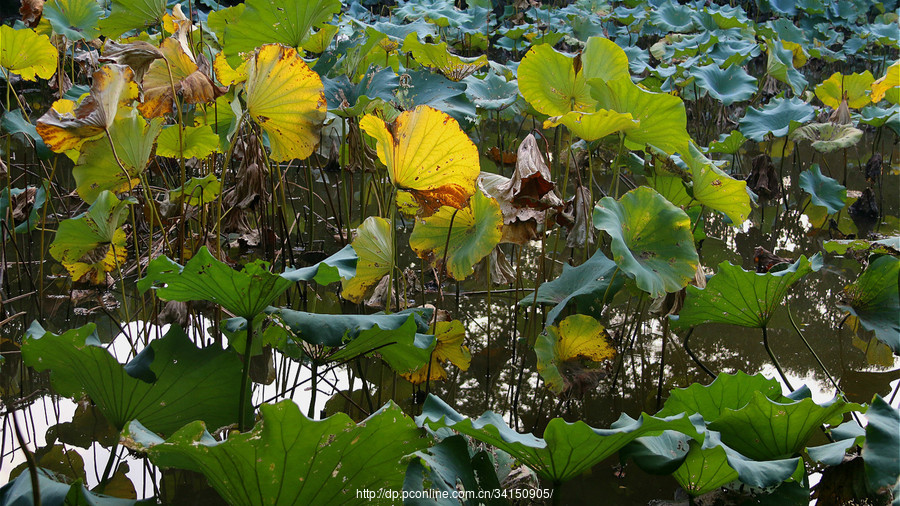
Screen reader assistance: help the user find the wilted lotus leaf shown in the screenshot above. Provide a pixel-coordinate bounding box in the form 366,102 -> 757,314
245,44 -> 327,162
402,33 -> 487,81
518,37 -> 630,117
360,105 -> 479,216
593,186 -> 699,298
402,320 -> 471,384
838,255 -> 899,354
170,173 -> 221,207
156,124 -> 220,159
139,39 -> 226,118
100,40 -> 163,82
544,109 -> 639,142
99,0 -> 165,38
798,165 -> 846,214
409,189 -> 502,280
73,109 -> 163,203
342,216 -> 393,303
222,0 -> 341,61
535,314 -> 615,396
36,64 -> 139,152
478,173 -> 542,244
0,25 -> 57,81
0,183 -> 47,236
49,190 -> 132,284
19,0 -> 44,27
815,71 -> 874,109
497,134 -> 561,207
791,122 -> 863,153
871,62 -> 899,103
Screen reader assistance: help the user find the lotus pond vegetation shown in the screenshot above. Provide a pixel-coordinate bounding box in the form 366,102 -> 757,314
0,0 -> 898,504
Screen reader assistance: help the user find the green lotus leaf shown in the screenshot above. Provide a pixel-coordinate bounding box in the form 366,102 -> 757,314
518,248 -> 625,326
863,395 -> 900,492
648,174 -> 693,208
544,109 -> 639,141
341,216 -> 392,303
44,0 -> 102,41
169,173 -> 221,207
856,105 -> 897,128
403,435 -> 506,506
156,124 -> 220,159
409,189 -> 503,281
823,237 -> 900,256
326,315 -> 435,374
682,144 -> 751,225
1,108 -> 52,158
673,254 -> 823,329
0,468 -> 152,505
205,4 -> 244,42
221,0 -> 341,61
798,165 -> 847,214
463,69 -> 518,111
22,322 -> 248,435
0,26 -> 57,81
417,394 -> 703,483
739,97 -> 816,142
691,64 -> 758,106
649,0 -> 697,31
806,422 -> 864,466
791,122 -> 863,153
535,315 -> 615,395
394,70 -> 476,128
264,307 -> 432,347
138,245 -> 356,319
403,33 -> 487,81
657,372 -> 792,420
124,399 -> 429,506
838,255 -> 899,354
0,182 -> 47,236
815,71 -> 874,109
73,111 -> 163,204
322,67 -> 397,117
99,0 -> 165,38
589,77 -> 691,155
518,37 -> 630,117
49,190 -> 132,284
765,38 -> 807,95
593,186 -> 699,299
708,130 -> 746,155
196,95 -> 241,152
705,4 -> 752,30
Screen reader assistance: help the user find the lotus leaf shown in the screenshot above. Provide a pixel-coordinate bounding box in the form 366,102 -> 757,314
0,468 -> 151,505
863,395 -> 900,492
360,105 -> 480,216
322,67 -> 397,117
156,124 -> 220,159
673,254 -> 822,329
682,144 -> 751,225
99,0 -> 165,38
0,26 -> 57,81
402,320 -> 471,384
222,0 -> 341,60
518,248 -> 625,325
403,33 -> 487,81
535,315 -> 615,395
765,38 -> 808,95
265,307 -> 432,347
0,183 -> 47,236
124,400 -> 430,506
791,123 -> 863,153
49,190 -> 132,284
650,0 -> 697,32
245,44 -> 327,162
394,71 -> 476,128
738,97 -> 816,142
139,38 -> 225,119
837,255 -> 899,354
798,165 -> 847,214
691,64 -> 758,107
43,0 -> 102,41
403,435 -> 506,506
73,110 -> 163,203
657,372 -> 791,420
409,189 -> 502,280
463,69 -> 518,110
544,109 -> 639,142
871,62 -> 899,103
417,394 -> 702,483
326,315 -> 435,374
341,216 -> 392,303
138,244 -> 356,319
815,71 -> 874,109
169,173 -> 221,207
22,322 -> 249,435
1,109 -> 52,158
593,186 -> 699,299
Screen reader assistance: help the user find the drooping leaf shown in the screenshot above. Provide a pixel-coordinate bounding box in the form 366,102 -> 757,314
0,183 -> 47,236
245,44 -> 327,162
1,108 -> 52,158
0,468 -> 151,506
417,394 -> 703,483
862,395 -> 900,492
169,173 -> 221,207
402,320 -> 471,384
593,186 -> 699,299
36,64 -> 140,152
138,244 -> 356,319
221,0 -> 342,61
403,33 -> 487,81
124,400 -> 430,506
326,315 -> 434,374
518,249 -> 625,326
138,38 -> 225,119
0,25 -> 57,81
22,322 -> 248,435
798,165 -> 847,214
682,144 -> 751,225
838,255 -> 900,354
155,124 -> 220,159
739,96 -> 815,142
815,71 -> 874,109
791,122 -> 864,153
535,315 -> 615,395
341,216 -> 393,303
49,190 -> 132,284
403,435 -> 506,506
360,105 -> 480,216
43,0 -> 102,41
544,109 -> 639,142
265,307 -> 432,347
99,0 -> 165,38
673,254 -> 823,329
409,189 -> 502,280
691,64 -> 758,106
99,40 -> 164,82
72,110 -> 163,203
765,38 -> 807,95
871,62 -> 899,103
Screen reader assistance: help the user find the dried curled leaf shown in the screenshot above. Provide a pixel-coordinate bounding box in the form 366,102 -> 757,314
139,39 -> 226,118
100,40 -> 163,82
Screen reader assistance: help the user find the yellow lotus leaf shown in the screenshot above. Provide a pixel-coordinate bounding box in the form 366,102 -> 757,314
36,64 -> 139,153
245,44 -> 327,162
402,320 -> 471,384
535,314 -> 615,395
0,25 -> 57,81
402,33 -> 488,81
139,38 -> 226,118
359,105 -> 480,217
213,52 -> 248,86
341,216 -> 393,303
815,71 -> 874,109
543,109 -> 639,141
871,62 -> 899,103
63,228 -> 128,284
408,189 -> 502,281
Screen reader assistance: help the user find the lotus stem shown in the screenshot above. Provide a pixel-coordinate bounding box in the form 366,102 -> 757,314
682,328 -> 715,379
307,360 -> 318,419
238,321 -> 254,431
12,412 -> 41,506
762,326 -> 794,392
787,302 -> 841,392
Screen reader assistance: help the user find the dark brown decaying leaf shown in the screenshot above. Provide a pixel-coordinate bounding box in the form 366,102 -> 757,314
496,134 -> 559,207
848,188 -> 879,221
747,153 -> 781,199
565,186 -> 594,249
754,246 -> 791,273
864,153 -> 882,183
138,39 -> 226,118
19,0 -> 44,27
101,41 -> 164,82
